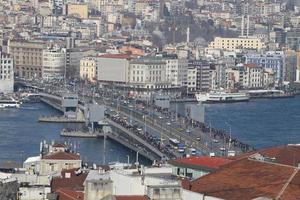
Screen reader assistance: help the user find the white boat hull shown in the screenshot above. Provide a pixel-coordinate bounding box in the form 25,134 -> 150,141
195,92 -> 250,103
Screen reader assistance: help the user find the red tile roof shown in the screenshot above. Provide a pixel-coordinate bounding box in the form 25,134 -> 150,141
56,188 -> 84,200
244,63 -> 259,68
52,168 -> 88,192
231,144 -> 300,167
188,158 -> 300,200
43,151 -> 80,160
98,54 -> 131,59
53,143 -> 66,148
115,196 -> 148,200
169,156 -> 232,171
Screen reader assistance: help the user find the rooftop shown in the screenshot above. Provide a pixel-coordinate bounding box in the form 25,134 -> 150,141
42,151 -> 80,160
56,188 -> 84,200
52,168 -> 88,192
188,158 -> 300,200
169,156 -> 232,171
98,54 -> 132,59
115,195 -> 148,200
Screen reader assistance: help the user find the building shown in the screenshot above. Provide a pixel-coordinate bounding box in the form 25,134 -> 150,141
245,51 -> 284,86
188,60 -> 211,92
164,55 -> 188,87
97,54 -> 131,84
168,156 -> 232,180
182,144 -> 300,200
42,47 -> 66,80
284,50 -> 297,84
66,48 -> 97,78
0,51 -> 14,94
7,40 -> 46,79
66,3 -> 88,19
207,36 -> 265,52
286,30 -> 300,51
24,143 -> 81,176
129,56 -> 170,89
80,57 -> 97,82
296,51 -> 300,82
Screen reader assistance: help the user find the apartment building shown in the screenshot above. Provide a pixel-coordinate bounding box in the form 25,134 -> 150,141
79,57 -> 97,82
188,60 -> 211,92
207,36 -> 265,52
42,47 -> 66,80
245,51 -> 284,86
7,40 -> 46,79
66,3 -> 88,19
164,55 -> 188,87
0,52 -> 14,94
129,56 -> 169,89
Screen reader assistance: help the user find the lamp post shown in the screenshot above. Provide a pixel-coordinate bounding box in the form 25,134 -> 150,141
225,121 -> 232,150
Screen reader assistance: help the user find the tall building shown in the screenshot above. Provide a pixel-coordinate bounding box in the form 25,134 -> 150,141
42,47 -> 66,80
0,51 -> 14,94
188,60 -> 211,92
164,55 -> 188,87
7,40 -> 46,79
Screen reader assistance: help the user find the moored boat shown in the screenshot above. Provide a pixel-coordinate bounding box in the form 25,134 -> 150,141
195,91 -> 250,103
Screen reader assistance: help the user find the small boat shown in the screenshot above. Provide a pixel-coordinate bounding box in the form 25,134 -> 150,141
195,90 -> 250,103
0,98 -> 21,108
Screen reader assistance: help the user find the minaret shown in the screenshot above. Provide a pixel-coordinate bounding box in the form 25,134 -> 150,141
246,15 -> 250,37
241,15 -> 244,36
186,26 -> 190,44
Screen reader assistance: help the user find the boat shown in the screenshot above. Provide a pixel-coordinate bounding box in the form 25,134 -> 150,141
195,90 -> 250,103
0,98 -> 21,108
246,89 -> 295,99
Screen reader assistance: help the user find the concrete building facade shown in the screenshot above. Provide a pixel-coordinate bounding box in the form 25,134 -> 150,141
207,36 -> 265,52
8,40 -> 46,79
42,47 -> 66,80
0,52 -> 14,94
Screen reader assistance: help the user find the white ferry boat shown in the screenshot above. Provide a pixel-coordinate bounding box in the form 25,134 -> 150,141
195,91 -> 250,103
0,98 -> 21,108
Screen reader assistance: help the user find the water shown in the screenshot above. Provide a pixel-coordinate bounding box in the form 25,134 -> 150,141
1,97 -> 300,164
0,103 -> 149,165
188,96 -> 300,149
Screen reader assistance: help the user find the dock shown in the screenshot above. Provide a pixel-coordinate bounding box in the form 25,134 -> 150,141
60,130 -> 101,138
170,98 -> 197,103
38,116 -> 85,123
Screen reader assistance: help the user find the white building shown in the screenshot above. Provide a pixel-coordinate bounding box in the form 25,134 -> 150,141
0,52 -> 14,94
96,54 -> 131,83
129,57 -> 170,89
42,47 -> 66,80
164,55 -> 188,87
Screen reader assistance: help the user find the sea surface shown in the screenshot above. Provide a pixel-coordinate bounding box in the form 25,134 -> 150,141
0,103 -> 147,165
0,96 -> 300,164
204,95 -> 300,149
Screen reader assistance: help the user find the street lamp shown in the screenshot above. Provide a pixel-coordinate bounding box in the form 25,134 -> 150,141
225,121 -> 232,150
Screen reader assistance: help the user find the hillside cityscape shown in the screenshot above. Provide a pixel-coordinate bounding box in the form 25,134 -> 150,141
1,0 -> 300,199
